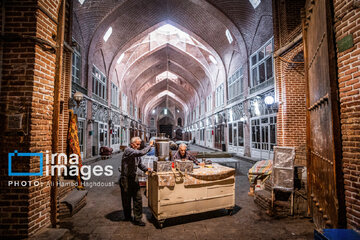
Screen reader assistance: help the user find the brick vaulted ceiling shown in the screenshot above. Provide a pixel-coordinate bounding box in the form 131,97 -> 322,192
73,0 -> 272,121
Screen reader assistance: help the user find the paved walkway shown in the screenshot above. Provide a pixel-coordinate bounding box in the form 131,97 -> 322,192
61,151 -> 314,240
187,143 -> 216,153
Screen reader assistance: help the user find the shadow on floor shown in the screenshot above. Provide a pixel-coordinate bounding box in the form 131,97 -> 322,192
59,220 -> 90,240
105,210 -> 126,222
145,205 -> 242,228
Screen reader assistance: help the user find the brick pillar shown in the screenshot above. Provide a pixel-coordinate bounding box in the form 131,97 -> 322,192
272,0 -> 307,166
333,0 -> 360,230
0,0 -> 61,237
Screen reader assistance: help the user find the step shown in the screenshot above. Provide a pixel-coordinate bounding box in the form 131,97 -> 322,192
59,189 -> 88,219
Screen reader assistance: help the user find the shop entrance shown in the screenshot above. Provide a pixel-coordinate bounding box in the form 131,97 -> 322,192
250,114 -> 277,160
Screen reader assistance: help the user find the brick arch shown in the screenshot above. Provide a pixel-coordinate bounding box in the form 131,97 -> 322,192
144,95 -> 186,125
134,66 -> 201,105
82,0 -> 247,83
137,81 -> 193,111
111,21 -> 225,87
276,43 -> 306,166
122,44 -> 212,97
249,15 -> 274,54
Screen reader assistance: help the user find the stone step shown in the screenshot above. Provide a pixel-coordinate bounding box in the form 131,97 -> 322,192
59,189 -> 88,219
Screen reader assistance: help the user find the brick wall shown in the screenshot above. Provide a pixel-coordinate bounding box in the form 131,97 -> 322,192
333,0 -> 360,230
0,0 -> 70,237
274,0 -> 305,46
0,1 -> 40,238
275,43 -> 307,166
273,0 -> 307,166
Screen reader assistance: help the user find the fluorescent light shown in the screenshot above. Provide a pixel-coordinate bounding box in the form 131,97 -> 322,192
254,102 -> 260,116
209,55 -> 217,64
117,53 -> 124,64
225,29 -> 233,44
103,27 -> 112,42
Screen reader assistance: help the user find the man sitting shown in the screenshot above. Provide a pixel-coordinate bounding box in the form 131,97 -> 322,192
172,143 -> 199,165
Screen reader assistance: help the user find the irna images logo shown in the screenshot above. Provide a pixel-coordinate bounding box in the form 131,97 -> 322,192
8,150 -> 43,176
8,150 -> 113,180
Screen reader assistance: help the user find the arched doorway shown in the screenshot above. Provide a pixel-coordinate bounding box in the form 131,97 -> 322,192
158,116 -> 174,138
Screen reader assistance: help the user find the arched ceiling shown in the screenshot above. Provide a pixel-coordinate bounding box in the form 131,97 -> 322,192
73,0 -> 267,124
144,93 -> 187,121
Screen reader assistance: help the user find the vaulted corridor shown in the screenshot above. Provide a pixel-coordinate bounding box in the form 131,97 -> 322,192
1,0 -> 360,239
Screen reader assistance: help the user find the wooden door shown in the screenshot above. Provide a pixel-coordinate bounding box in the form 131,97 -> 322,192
302,0 -> 345,228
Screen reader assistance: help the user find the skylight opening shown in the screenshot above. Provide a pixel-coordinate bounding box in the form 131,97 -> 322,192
249,0 -> 261,9
156,71 -> 178,82
117,53 -> 124,64
157,24 -> 182,35
103,27 -> 112,42
225,29 -> 233,44
209,55 -> 217,65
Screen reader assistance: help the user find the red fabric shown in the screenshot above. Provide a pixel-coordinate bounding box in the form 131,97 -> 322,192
67,111 -> 83,188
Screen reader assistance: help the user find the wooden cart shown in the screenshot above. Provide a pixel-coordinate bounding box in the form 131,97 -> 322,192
147,164 -> 235,228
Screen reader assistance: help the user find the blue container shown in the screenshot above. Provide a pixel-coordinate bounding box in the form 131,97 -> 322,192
314,229 -> 360,240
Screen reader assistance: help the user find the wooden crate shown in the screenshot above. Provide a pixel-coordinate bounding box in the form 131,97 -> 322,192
147,169 -> 235,228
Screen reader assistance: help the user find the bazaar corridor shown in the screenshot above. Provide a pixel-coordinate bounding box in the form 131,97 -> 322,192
1,0 -> 360,239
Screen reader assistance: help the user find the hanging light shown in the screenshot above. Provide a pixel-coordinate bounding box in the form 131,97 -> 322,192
264,95 -> 275,105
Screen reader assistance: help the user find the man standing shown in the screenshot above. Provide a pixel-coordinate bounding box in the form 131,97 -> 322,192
120,137 -> 154,226
172,143 -> 199,165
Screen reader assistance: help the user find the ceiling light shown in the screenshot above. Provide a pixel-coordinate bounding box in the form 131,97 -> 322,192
117,53 -> 124,64
209,55 -> 217,64
103,27 -> 112,42
78,0 -> 85,4
164,109 -> 168,115
152,109 -> 155,114
225,29 -> 233,44
264,96 -> 275,105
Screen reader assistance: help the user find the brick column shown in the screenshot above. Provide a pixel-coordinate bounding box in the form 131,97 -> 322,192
272,0 -> 307,166
333,0 -> 360,229
0,0 -> 61,237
